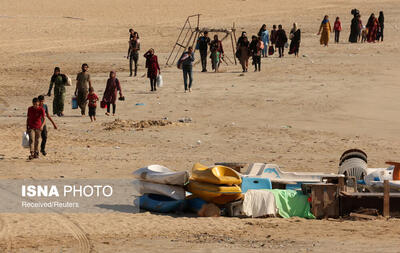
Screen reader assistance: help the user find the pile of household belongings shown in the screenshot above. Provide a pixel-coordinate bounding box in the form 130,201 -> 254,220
133,165 -> 189,213
133,163 -> 315,218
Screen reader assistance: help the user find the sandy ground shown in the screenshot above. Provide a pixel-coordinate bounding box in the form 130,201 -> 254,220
1,0 -> 400,252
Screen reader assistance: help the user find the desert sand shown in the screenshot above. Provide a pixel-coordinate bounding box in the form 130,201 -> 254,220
1,0 -> 400,252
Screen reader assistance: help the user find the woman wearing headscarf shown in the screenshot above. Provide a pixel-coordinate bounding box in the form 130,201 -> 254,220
144,48 -> 160,92
376,11 -> 384,42
102,71 -> 123,116
249,36 -> 263,71
318,15 -> 331,46
349,15 -> 361,43
276,25 -> 287,58
47,67 -> 68,116
289,23 -> 301,57
366,13 -> 379,43
210,34 -> 224,72
258,24 -> 269,57
236,32 -> 250,72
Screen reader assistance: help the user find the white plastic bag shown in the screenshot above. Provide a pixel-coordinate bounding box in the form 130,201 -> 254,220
22,131 -> 30,148
66,75 -> 72,86
284,42 -> 289,48
156,75 -> 163,87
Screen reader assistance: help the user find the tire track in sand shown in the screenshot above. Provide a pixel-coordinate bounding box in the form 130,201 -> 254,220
54,214 -> 93,253
0,183 -> 92,252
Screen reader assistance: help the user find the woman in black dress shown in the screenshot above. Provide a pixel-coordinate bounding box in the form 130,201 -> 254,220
289,23 -> 301,57
349,9 -> 361,43
376,11 -> 384,42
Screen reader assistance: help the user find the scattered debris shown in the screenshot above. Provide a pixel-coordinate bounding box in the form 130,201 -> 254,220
103,119 -> 173,131
178,117 -> 192,123
349,212 -> 377,220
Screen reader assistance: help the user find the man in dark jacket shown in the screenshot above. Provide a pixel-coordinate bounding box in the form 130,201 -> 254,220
197,31 -> 210,72
178,46 -> 195,92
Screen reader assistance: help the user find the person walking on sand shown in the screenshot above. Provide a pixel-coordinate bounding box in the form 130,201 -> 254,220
178,46 -> 195,92
102,71 -> 123,116
276,25 -> 288,58
289,23 -> 301,57
349,12 -> 361,43
144,49 -> 160,92
249,36 -> 263,71
127,33 -> 140,77
47,67 -> 67,116
197,31 -> 210,72
318,15 -> 332,46
270,25 -> 278,51
210,35 -> 224,72
26,97 -> 45,160
258,24 -> 269,57
38,95 -> 57,156
376,11 -> 384,42
366,13 -> 379,43
333,17 -> 342,43
357,15 -> 364,42
75,63 -> 92,116
129,29 -> 140,41
236,32 -> 250,72
87,87 -> 98,121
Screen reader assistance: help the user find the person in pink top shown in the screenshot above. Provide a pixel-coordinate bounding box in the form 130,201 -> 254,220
334,17 -> 342,43
26,97 -> 46,159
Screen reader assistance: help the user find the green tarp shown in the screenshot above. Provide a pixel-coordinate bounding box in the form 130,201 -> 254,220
268,189 -> 315,219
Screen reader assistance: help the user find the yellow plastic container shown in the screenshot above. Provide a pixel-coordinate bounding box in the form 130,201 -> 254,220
187,180 -> 243,205
191,163 -> 242,185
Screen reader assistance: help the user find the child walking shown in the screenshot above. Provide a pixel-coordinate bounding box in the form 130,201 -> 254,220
334,17 -> 342,43
87,87 -> 99,121
26,97 -> 46,159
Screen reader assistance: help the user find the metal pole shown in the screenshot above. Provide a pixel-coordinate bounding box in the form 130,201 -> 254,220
166,18 -> 189,65
384,179 -> 390,218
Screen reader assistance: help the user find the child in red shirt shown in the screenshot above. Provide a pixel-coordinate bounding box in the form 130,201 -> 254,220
86,87 -> 99,122
334,17 -> 342,43
26,97 -> 46,159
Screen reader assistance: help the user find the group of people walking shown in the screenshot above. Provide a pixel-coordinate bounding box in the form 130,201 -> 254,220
195,24 -> 301,73
26,64 -> 125,159
319,10 -> 384,46
26,11 -> 387,159
234,23 -> 301,72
